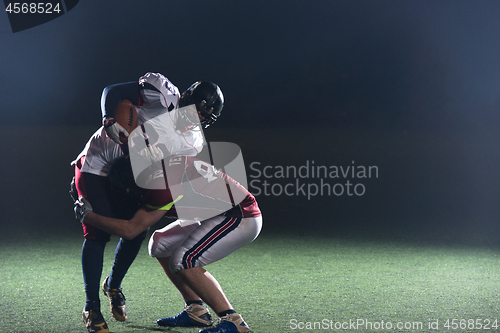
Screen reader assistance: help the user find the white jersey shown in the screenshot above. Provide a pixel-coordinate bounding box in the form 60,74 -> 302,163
73,127 -> 123,176
132,107 -> 204,157
73,73 -> 204,176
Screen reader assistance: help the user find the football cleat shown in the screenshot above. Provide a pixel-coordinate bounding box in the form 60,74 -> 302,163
102,276 -> 127,321
157,303 -> 213,327
82,308 -> 109,333
199,313 -> 250,333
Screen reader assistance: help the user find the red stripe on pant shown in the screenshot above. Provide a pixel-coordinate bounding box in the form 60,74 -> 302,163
184,217 -> 237,269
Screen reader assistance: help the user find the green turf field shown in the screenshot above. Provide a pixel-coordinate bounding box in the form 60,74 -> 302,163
1,231 -> 500,333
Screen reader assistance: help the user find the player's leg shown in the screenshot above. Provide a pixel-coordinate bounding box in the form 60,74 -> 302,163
80,173 -> 114,309
177,266 -> 232,314
149,222 -> 213,328
81,232 -> 111,333
102,170 -> 147,322
157,256 -> 200,301
170,215 -> 262,333
178,267 -> 252,333
107,230 -> 149,289
102,229 -> 148,321
81,236 -> 107,311
108,232 -> 148,290
76,166 -> 113,333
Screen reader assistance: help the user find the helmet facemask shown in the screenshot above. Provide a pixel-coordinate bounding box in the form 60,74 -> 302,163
177,81 -> 224,130
198,100 -> 220,128
176,104 -> 201,131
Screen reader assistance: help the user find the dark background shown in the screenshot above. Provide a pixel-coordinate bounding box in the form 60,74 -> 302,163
1,1 -> 499,246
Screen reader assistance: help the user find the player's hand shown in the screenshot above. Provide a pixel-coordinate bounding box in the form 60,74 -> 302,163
103,117 -> 129,144
69,176 -> 78,202
74,196 -> 93,223
139,145 -> 164,163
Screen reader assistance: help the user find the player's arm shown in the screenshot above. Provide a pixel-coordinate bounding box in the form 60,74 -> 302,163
75,198 -> 165,240
101,82 -> 141,119
101,82 -> 141,144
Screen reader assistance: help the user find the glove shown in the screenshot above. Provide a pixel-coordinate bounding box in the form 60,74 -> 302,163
69,176 -> 78,202
103,117 -> 129,144
139,145 -> 164,163
74,196 -> 93,223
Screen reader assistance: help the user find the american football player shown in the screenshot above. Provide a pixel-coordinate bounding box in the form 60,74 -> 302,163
74,154 -> 262,333
71,72 -> 224,333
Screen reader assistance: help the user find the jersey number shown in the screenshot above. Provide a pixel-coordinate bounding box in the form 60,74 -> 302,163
193,160 -> 218,183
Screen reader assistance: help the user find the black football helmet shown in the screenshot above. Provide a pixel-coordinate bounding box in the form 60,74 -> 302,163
178,81 -> 224,128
